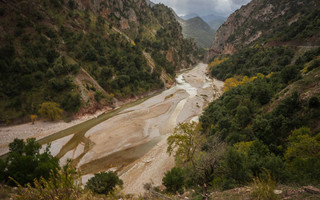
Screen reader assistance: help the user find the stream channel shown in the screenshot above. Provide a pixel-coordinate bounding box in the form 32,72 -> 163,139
39,63 -> 224,192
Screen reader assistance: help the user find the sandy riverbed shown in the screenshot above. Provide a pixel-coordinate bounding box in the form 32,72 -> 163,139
0,109 -> 110,156
115,63 -> 224,194
0,63 -> 223,195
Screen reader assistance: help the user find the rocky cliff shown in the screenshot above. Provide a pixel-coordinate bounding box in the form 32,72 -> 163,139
206,0 -> 320,60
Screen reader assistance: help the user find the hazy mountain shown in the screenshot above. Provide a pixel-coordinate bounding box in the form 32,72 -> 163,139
177,16 -> 215,48
201,14 -> 227,30
180,12 -> 226,31
180,13 -> 199,20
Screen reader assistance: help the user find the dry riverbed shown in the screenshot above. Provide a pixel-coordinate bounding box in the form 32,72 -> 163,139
0,63 -> 223,195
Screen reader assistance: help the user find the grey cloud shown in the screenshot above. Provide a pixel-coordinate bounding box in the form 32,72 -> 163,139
152,0 -> 251,17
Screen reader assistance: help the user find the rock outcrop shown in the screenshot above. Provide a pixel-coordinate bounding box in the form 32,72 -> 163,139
206,0 -> 320,61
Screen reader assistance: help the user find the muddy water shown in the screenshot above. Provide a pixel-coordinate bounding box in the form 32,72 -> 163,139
41,63 -> 223,181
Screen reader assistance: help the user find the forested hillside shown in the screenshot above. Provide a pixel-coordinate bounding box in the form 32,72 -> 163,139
160,0 -> 320,199
0,0 -> 199,124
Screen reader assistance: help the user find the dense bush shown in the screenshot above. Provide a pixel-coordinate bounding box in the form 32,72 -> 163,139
0,138 -> 59,186
86,171 -> 123,195
284,127 -> 320,184
162,167 -> 185,194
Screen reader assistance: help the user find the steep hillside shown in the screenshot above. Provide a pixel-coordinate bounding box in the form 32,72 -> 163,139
0,0 -> 198,124
155,1 -> 320,198
207,0 -> 320,59
177,16 -> 215,49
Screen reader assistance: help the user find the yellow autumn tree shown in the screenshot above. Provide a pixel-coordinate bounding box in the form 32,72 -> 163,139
241,76 -> 250,85
208,57 -> 228,69
224,73 -> 271,93
223,77 -> 241,92
30,115 -> 38,125
38,102 -> 63,121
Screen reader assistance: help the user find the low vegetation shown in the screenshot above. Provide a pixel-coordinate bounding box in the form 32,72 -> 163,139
0,139 -> 124,199
86,171 -> 123,195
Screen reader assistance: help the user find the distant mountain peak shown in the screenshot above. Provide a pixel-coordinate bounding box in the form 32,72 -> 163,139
180,13 -> 199,20
177,15 -> 215,48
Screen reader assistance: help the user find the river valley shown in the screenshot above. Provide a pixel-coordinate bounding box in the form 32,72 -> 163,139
0,63 -> 223,194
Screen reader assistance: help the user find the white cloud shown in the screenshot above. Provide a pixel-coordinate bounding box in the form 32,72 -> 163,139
151,0 -> 251,17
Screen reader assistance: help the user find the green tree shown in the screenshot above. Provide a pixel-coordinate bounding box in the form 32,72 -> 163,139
38,102 -> 63,121
235,106 -> 251,127
162,167 -> 185,194
223,148 -> 251,184
167,122 -> 204,165
1,138 -> 59,186
86,171 -> 123,195
94,91 -> 104,102
284,127 -> 320,184
308,96 -> 320,108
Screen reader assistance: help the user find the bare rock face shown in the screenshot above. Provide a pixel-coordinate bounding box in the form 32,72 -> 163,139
206,0 -> 257,60
206,0 -> 319,61
120,17 -> 130,29
303,186 -> 320,194
127,8 -> 137,23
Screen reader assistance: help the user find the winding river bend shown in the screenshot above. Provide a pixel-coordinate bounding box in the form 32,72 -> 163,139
43,63 -> 223,193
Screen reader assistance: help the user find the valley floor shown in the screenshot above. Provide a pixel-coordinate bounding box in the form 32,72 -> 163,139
0,108 -> 110,156
0,63 -> 224,195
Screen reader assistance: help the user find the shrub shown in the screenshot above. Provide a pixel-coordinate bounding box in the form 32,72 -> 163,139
308,96 -> 320,108
0,8 -> 5,16
94,91 -> 104,102
86,171 -> 123,195
280,65 -> 300,83
14,163 -> 88,200
38,102 -> 63,121
50,0 -> 62,8
251,171 -> 279,200
68,0 -> 76,9
162,167 -> 185,194
30,114 -> 37,124
62,92 -> 81,112
284,127 -> 320,184
1,138 -> 59,186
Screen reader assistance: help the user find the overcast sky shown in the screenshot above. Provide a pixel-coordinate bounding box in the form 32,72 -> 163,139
151,0 -> 251,17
